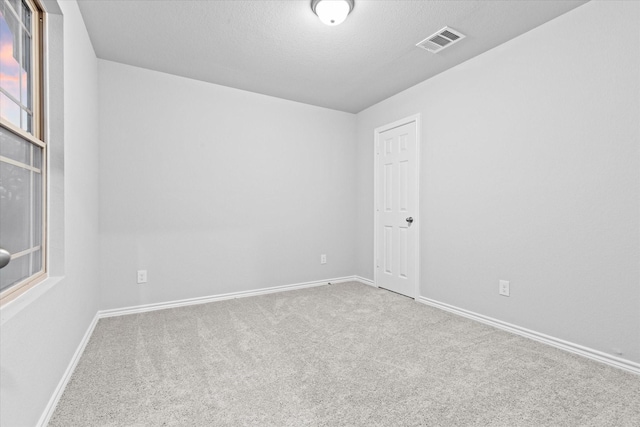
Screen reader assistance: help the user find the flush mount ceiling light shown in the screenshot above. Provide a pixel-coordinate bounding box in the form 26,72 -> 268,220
311,0 -> 354,26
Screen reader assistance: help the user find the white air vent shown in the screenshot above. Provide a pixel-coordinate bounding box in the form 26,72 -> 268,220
416,26 -> 465,53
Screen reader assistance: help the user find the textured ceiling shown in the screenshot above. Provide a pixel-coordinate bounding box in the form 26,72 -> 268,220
77,0 -> 587,113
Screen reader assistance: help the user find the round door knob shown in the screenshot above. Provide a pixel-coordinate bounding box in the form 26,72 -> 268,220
0,248 -> 11,270
406,217 -> 414,224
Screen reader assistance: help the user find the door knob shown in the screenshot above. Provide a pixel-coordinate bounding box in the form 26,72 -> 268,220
406,217 -> 414,224
0,248 -> 11,269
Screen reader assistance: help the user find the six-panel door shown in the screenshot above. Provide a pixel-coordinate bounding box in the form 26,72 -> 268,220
376,121 -> 417,298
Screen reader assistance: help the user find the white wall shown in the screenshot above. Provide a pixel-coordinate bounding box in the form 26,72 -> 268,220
356,0 -> 640,363
0,1 -> 100,425
98,61 -> 357,310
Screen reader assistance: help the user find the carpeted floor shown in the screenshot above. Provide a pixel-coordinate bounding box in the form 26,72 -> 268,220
50,282 -> 640,426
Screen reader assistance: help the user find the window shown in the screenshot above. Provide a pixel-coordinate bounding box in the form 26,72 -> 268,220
0,0 -> 45,305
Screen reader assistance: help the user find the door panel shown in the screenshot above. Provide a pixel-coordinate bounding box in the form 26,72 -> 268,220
384,226 -> 392,274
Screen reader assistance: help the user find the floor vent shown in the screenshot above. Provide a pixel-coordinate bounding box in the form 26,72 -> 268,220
416,26 -> 465,53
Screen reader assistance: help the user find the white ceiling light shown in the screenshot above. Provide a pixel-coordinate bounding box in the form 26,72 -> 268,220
311,0 -> 354,26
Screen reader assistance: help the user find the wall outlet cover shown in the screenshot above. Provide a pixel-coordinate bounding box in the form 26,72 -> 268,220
137,270 -> 148,284
499,280 -> 510,296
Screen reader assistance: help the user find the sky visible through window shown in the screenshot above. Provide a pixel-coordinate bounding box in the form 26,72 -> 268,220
0,2 -> 31,132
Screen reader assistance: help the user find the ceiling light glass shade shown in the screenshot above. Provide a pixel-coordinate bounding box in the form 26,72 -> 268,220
311,0 -> 354,26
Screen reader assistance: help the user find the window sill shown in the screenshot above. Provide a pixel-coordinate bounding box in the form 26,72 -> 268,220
0,276 -> 64,326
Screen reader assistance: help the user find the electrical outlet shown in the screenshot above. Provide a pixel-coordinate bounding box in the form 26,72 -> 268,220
499,280 -> 509,297
320,254 -> 327,264
137,270 -> 148,284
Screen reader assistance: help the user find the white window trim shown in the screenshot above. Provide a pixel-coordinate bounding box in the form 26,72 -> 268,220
0,0 -> 64,315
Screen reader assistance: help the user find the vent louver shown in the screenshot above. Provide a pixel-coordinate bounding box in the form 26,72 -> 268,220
416,26 -> 465,53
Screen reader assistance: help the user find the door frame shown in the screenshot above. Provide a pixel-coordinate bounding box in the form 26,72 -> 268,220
373,114 -> 421,299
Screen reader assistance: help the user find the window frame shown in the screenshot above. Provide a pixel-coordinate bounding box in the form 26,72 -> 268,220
0,0 -> 46,306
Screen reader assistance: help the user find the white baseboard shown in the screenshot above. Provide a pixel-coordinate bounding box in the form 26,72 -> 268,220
417,296 -> 640,376
98,276 -> 359,318
37,312 -> 99,427
354,276 -> 375,287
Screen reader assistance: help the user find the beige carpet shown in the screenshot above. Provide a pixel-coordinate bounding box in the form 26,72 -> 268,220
50,282 -> 640,426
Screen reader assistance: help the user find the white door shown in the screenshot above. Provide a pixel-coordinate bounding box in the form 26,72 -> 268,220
375,118 -> 418,298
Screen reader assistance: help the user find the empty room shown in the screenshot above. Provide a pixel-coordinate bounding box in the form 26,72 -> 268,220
0,0 -> 638,425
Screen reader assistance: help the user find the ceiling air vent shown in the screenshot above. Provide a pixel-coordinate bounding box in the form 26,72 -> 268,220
416,26 -> 465,53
